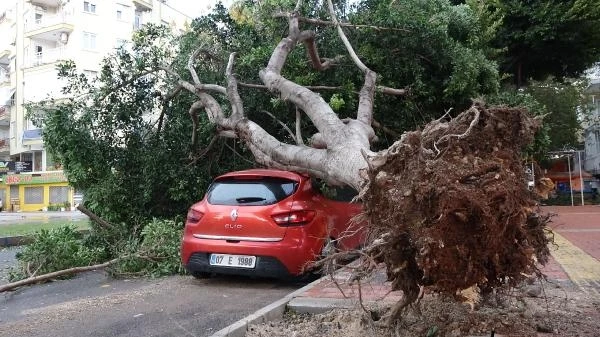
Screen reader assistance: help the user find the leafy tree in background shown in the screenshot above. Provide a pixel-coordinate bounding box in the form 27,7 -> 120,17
465,0 -> 600,87
30,25 -> 252,230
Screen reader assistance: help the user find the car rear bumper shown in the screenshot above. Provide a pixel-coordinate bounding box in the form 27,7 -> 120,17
185,252 -> 292,279
181,227 -> 324,278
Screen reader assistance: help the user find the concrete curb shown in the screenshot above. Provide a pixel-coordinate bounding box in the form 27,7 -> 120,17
209,277 -> 325,337
0,229 -> 90,248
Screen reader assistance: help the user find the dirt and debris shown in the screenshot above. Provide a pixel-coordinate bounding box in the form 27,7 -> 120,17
247,281 -> 600,337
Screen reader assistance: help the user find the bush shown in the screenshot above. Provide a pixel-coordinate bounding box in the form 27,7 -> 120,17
9,225 -> 106,281
109,219 -> 185,278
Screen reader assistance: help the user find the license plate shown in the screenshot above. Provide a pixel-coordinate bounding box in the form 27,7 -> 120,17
209,254 -> 256,268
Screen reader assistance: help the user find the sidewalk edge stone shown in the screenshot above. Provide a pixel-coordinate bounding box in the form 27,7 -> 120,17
209,277 -> 324,337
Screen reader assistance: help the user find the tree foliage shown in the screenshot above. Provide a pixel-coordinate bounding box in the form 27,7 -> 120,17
477,0 -> 600,86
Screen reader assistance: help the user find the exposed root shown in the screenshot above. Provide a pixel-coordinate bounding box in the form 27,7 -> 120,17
327,102 -> 552,325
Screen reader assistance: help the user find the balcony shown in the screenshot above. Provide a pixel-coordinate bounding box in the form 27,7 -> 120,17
25,47 -> 69,68
27,0 -> 63,7
25,12 -> 74,41
133,0 -> 153,10
23,128 -> 43,146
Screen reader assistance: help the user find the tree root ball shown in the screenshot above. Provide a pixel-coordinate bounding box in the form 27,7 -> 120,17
362,102 -> 551,311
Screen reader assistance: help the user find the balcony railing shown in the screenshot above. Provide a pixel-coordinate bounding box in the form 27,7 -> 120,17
133,0 -> 153,10
26,48 -> 69,68
25,12 -> 74,33
0,138 -> 9,152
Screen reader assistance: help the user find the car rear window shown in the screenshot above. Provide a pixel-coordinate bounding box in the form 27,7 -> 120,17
207,177 -> 298,206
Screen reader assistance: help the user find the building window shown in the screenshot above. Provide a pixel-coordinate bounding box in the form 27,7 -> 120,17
116,10 -> 122,20
82,32 -> 97,50
49,186 -> 70,204
83,1 -> 96,13
83,70 -> 97,80
134,10 -> 142,29
24,186 -> 44,204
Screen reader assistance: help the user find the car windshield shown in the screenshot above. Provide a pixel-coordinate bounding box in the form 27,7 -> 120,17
208,177 -> 298,206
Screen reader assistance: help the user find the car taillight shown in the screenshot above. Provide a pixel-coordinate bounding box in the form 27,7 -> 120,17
187,209 -> 204,223
272,210 -> 316,226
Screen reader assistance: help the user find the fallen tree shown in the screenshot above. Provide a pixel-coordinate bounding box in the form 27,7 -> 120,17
165,0 -> 550,320
31,0 -> 551,325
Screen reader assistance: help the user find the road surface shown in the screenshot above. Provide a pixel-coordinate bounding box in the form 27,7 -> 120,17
0,271 -> 300,337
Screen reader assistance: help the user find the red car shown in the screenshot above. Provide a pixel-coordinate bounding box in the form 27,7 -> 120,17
180,169 -> 365,279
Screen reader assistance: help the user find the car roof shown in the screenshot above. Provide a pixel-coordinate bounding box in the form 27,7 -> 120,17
215,169 -> 307,182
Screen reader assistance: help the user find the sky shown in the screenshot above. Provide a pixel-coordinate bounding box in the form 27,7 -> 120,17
0,0 -> 234,18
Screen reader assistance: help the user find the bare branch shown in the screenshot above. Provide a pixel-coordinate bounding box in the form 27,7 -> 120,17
372,119 -> 401,138
187,134 -> 220,166
299,31 -> 343,71
76,204 -> 115,230
326,0 -> 369,73
0,259 -> 121,293
274,13 -> 411,33
309,133 -> 327,149
263,110 -> 296,142
239,82 -> 342,91
187,47 -> 204,85
156,86 -> 183,136
260,12 -> 346,145
377,86 -> 408,96
295,107 -> 304,145
189,101 -> 203,149
357,70 -> 377,124
225,52 -> 244,119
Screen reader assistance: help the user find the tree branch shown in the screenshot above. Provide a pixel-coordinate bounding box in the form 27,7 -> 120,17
274,13 -> 411,32
189,101 -> 203,149
156,86 -> 182,137
76,204 -> 115,230
263,110 -> 297,143
299,30 -> 343,71
187,46 -> 204,85
260,12 -> 345,146
225,53 -> 244,119
372,119 -> 401,138
0,259 -> 121,293
239,82 -> 342,91
296,107 -> 304,145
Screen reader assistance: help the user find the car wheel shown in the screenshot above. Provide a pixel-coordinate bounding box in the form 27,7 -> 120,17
191,271 -> 211,279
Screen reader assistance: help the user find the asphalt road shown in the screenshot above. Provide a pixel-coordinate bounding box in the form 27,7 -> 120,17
0,271 -> 301,337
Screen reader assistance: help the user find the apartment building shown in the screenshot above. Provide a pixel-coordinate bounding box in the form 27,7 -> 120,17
584,78 -> 600,178
0,0 -> 191,211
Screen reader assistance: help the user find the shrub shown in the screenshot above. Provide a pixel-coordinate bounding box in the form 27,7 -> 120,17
9,225 -> 106,281
109,218 -> 185,278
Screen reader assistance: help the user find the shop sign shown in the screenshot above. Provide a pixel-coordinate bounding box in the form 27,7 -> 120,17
0,161 -> 33,175
5,171 -> 67,185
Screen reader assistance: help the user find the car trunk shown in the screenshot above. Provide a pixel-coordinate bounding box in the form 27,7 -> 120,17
196,176 -> 299,242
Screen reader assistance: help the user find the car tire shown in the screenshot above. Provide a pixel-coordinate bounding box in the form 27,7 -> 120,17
191,271 -> 211,279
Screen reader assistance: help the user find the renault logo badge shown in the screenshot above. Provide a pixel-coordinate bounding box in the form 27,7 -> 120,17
230,209 -> 238,221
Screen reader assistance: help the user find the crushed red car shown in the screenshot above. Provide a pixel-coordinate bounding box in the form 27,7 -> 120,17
180,169 -> 365,279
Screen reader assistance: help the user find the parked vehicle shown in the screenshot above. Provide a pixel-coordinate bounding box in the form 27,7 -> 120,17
180,169 -> 365,279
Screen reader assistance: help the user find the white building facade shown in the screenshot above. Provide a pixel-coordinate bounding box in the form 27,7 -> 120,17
0,0 -> 191,211
0,0 -> 191,170
584,79 -> 600,178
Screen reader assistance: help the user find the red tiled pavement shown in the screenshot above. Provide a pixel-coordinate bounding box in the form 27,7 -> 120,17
541,206 -> 600,261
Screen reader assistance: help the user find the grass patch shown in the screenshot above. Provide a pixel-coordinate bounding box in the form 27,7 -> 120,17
0,220 -> 90,237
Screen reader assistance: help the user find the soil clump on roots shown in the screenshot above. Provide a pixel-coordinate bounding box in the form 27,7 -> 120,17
359,102 -> 551,321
